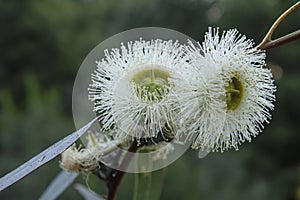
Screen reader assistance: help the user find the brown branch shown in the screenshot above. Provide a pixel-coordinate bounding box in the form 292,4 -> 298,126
257,1 -> 300,50
258,29 -> 300,50
107,140 -> 139,200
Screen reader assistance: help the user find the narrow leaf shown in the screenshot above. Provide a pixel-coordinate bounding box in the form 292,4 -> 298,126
133,169 -> 165,200
0,117 -> 98,191
74,184 -> 105,200
133,152 -> 165,200
38,170 -> 78,200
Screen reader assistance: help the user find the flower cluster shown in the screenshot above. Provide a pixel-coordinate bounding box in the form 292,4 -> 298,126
87,27 -> 276,154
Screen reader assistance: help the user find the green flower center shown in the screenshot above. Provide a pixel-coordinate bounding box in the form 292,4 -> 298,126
225,76 -> 244,110
131,67 -> 171,101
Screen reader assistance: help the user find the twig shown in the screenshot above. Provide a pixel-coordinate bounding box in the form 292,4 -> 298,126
258,29 -> 300,50
106,140 -> 139,200
257,1 -> 300,50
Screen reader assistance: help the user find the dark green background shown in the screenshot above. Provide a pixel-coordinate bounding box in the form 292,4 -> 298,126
0,0 -> 299,199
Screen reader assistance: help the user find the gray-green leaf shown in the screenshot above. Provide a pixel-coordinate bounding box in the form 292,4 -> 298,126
0,117 -> 98,191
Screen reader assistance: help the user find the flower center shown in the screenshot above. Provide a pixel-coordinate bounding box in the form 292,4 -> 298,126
225,76 -> 244,110
131,67 -> 171,101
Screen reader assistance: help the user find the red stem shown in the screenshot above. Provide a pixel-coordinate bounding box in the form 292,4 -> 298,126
107,140 -> 139,200
257,29 -> 300,50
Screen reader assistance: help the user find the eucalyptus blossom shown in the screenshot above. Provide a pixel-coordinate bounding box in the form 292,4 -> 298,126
88,39 -> 191,143
182,28 -> 276,153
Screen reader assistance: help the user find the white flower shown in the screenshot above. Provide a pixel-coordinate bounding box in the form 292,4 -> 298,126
60,131 -> 121,173
88,39 -> 191,143
183,27 -> 276,153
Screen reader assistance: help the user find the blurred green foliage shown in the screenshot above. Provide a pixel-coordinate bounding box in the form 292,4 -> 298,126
0,0 -> 299,199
